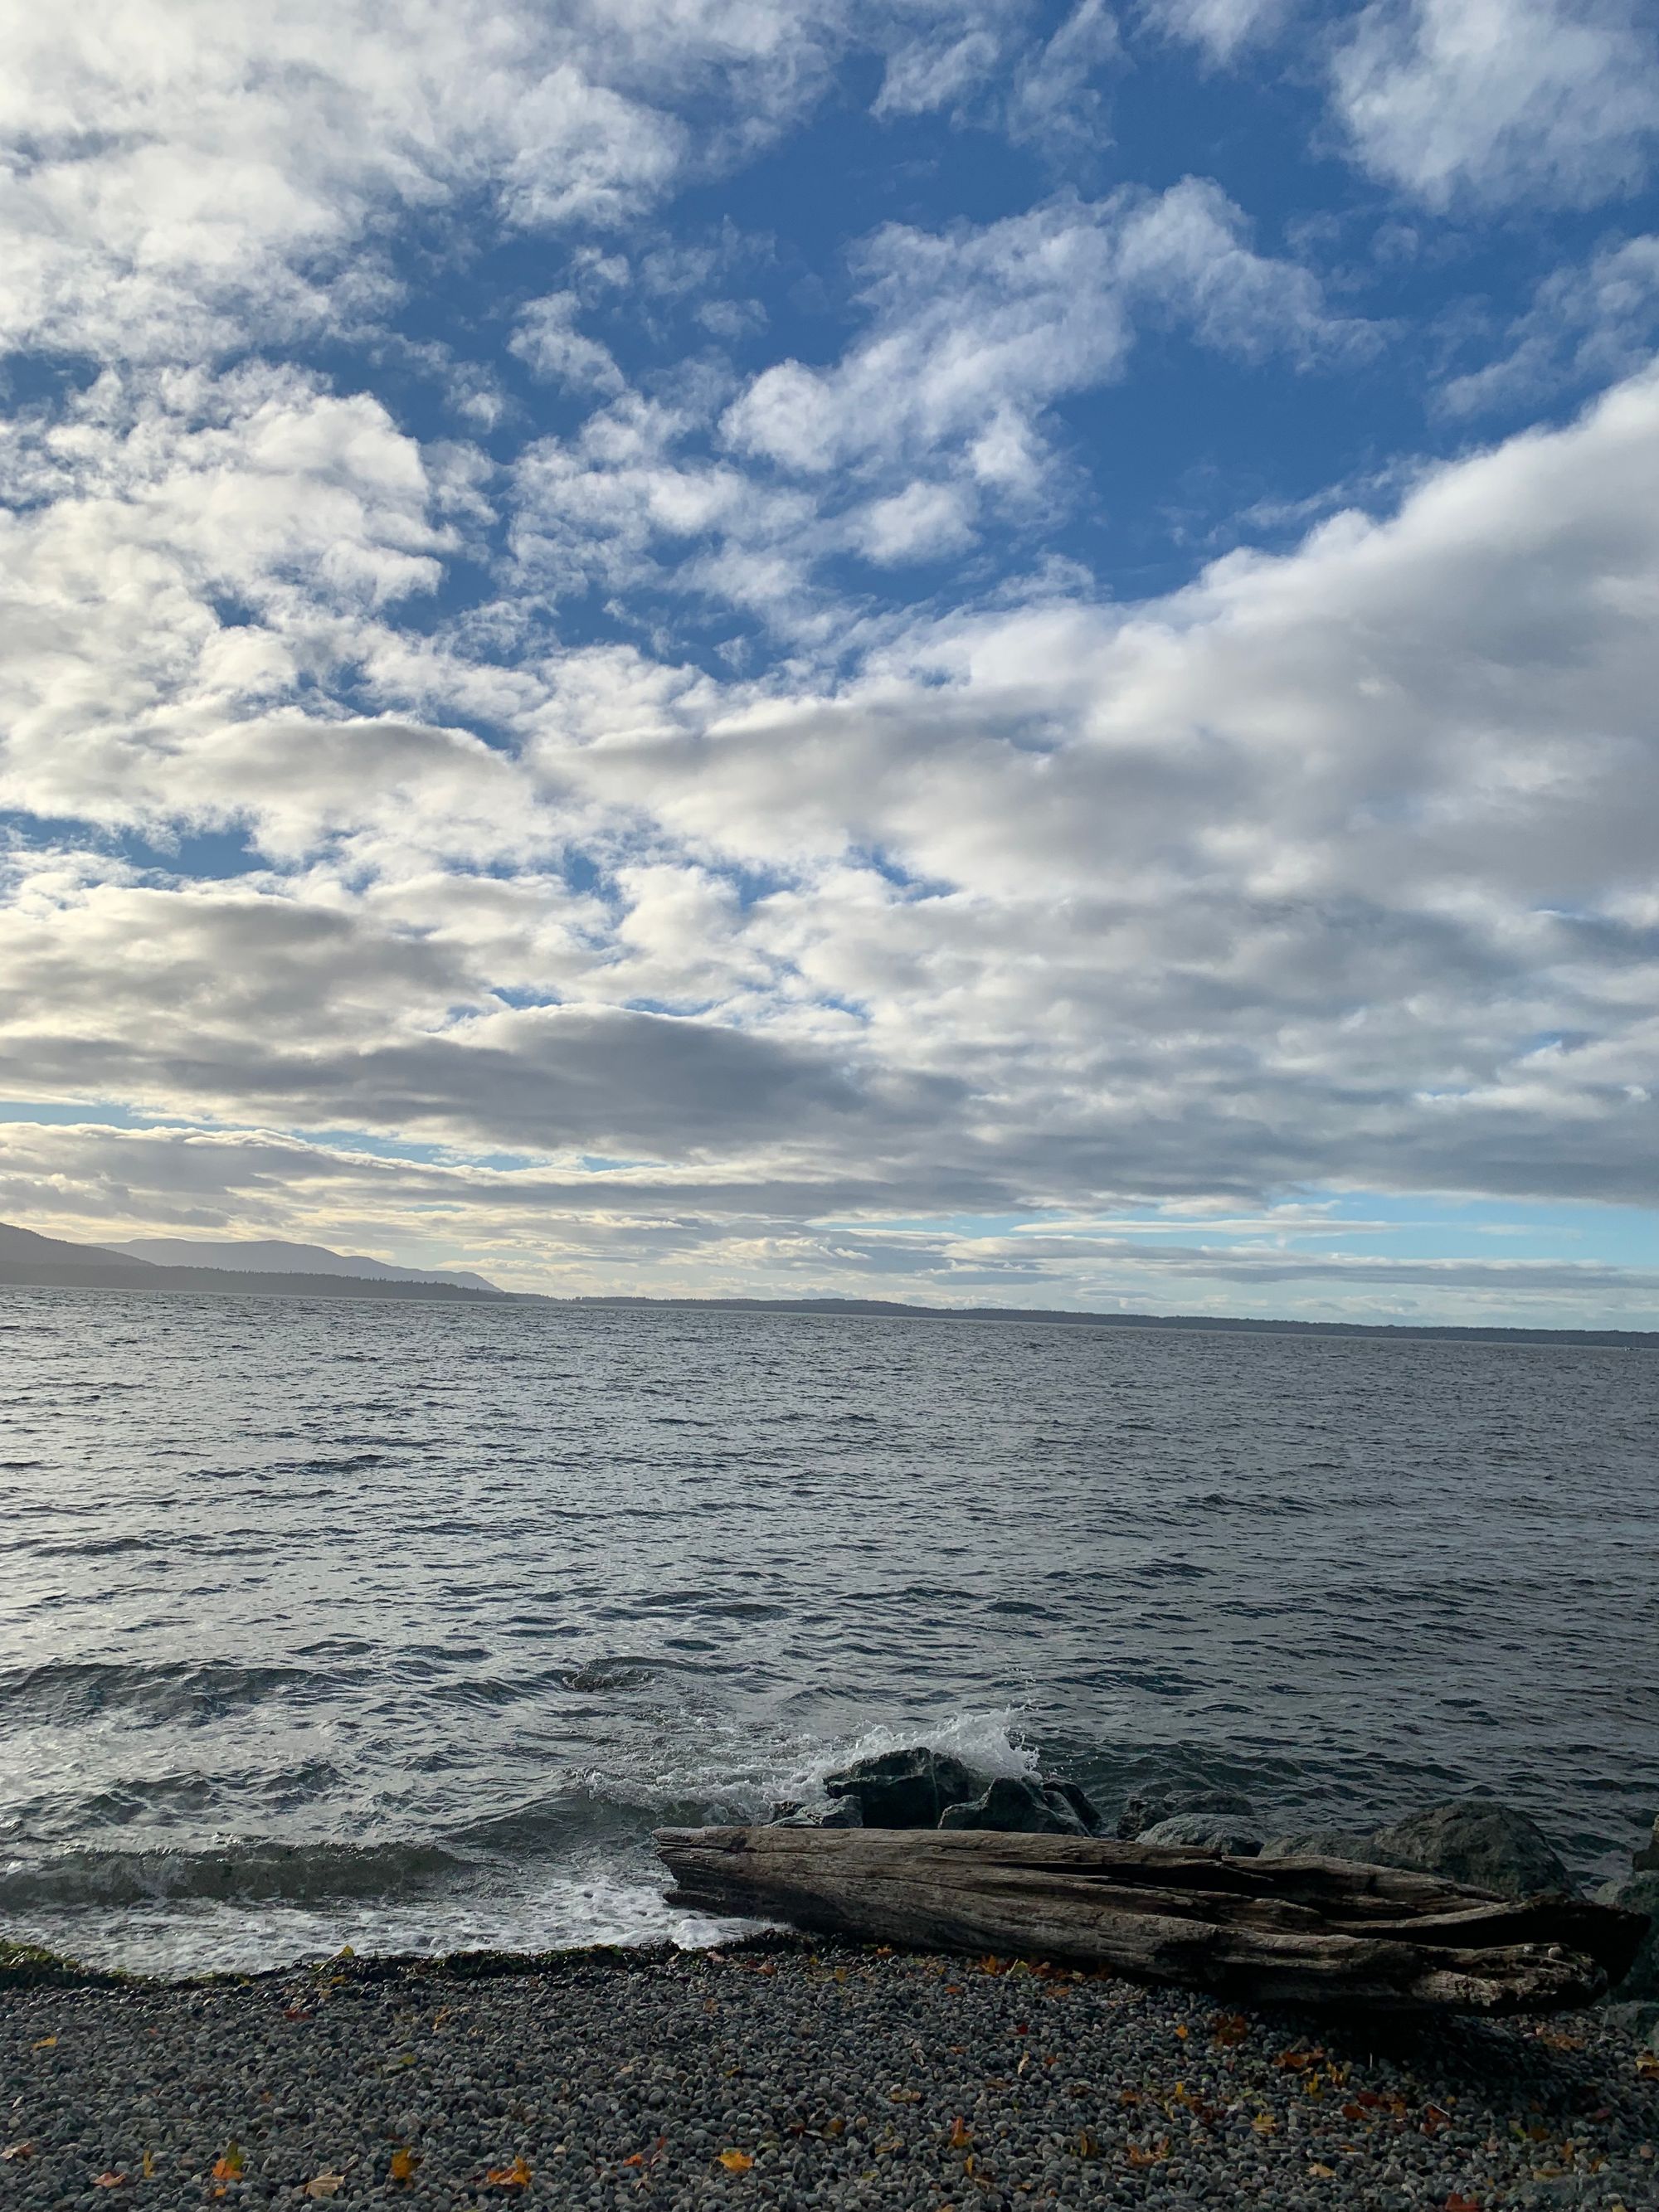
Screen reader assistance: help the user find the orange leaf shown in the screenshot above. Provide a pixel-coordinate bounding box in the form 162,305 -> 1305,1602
212,2143 -> 245,2181
716,2148 -> 755,2174
484,2156 -> 533,2188
1211,2013 -> 1249,2046
389,2146 -> 419,2182
1444,2195 -> 1482,2212
1125,2137 -> 1169,2166
1276,2047 -> 1326,2071
948,2117 -> 973,2149
979,1955 -> 1004,1975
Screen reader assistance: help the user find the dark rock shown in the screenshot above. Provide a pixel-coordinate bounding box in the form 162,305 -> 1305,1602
1116,1787 -> 1255,1840
1634,1814 -> 1659,1872
767,1800 -> 805,1822
1137,1812 -> 1262,1855
1367,1799 -> 1577,1898
769,1796 -> 864,1829
823,1747 -> 985,1829
1042,1777 -> 1106,1835
937,1775 -> 1092,1835
1592,1873 -> 1659,1999
1258,1829 -> 1382,1864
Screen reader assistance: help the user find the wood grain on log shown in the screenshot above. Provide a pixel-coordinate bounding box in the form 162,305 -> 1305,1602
654,1826 -> 1647,2015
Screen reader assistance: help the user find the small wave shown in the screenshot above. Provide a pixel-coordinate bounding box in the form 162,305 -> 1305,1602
0,1659 -> 346,1728
0,1838 -> 464,1910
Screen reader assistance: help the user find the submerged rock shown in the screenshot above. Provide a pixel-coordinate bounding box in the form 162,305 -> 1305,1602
938,1775 -> 1092,1836
1367,1799 -> 1576,1898
1137,1812 -> 1262,1855
1258,1829 -> 1382,1864
1593,1873 -> 1659,2000
824,1747 -> 985,1829
1117,1787 -> 1255,1841
1634,1815 -> 1659,1873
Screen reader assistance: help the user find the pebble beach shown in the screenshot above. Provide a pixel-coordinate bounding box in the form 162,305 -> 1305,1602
4,1937 -> 1657,2212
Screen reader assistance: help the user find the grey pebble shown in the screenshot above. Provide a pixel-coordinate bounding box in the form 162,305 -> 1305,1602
2,1937 -> 1657,2208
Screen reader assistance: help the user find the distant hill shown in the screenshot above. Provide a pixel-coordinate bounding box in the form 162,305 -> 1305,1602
112,1236 -> 498,1293
0,1222 -> 505,1303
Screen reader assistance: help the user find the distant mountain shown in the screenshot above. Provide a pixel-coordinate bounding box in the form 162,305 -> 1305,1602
112,1236 -> 498,1293
0,1222 -> 505,1303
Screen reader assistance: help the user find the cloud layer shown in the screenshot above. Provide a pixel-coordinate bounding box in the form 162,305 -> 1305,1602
3,0 -> 1658,1322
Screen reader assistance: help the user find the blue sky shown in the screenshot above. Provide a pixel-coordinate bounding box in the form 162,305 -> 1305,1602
2,0 -> 1659,1324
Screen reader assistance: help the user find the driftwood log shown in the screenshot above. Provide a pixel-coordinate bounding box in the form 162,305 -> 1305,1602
655,1826 -> 1648,2015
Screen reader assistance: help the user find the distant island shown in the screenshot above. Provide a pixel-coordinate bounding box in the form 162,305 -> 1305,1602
0,1222 -> 505,1303
2,1221 -> 1655,1344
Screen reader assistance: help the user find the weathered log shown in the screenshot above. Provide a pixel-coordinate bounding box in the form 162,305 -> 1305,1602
654,1826 -> 1648,2015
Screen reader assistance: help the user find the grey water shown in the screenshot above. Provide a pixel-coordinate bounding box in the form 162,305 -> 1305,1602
1,1288 -> 1655,1975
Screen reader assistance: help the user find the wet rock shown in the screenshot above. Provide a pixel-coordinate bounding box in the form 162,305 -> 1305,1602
1116,1787 -> 1255,1840
1592,1872 -> 1659,1999
823,1747 -> 985,1829
1634,1814 -> 1659,1872
937,1775 -> 1091,1835
1367,1798 -> 1576,1898
768,1796 -> 864,1829
1042,1778 -> 1106,1835
1258,1828 -> 1382,1864
1137,1812 -> 1262,1855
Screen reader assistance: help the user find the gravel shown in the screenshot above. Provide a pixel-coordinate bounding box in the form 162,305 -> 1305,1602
3,1935 -> 1657,2209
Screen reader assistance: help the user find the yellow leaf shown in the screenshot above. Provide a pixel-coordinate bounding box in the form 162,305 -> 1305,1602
717,2148 -> 755,2173
1635,2052 -> 1659,2079
484,2156 -> 533,2188
1252,2112 -> 1279,2133
389,2146 -> 419,2182
32,2035 -> 57,2049
212,2142 -> 246,2180
304,2176 -> 347,2200
142,2152 -> 156,2180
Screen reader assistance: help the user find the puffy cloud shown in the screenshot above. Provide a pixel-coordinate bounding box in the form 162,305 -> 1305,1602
1333,0 -> 1659,211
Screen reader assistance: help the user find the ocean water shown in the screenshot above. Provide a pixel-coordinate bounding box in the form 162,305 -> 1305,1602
1,1288 -> 1655,1976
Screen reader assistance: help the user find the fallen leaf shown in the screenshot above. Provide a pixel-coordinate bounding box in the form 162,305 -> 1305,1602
1073,2130 -> 1100,2158
1535,2029 -> 1585,2052
484,2155 -> 534,2188
92,2174 -> 129,2189
888,2088 -> 922,2103
282,2006 -> 314,2022
1174,2024 -> 1190,2040
948,2117 -> 973,2149
389,2146 -> 419,2182
1636,2052 -> 1659,2080
1125,2137 -> 1169,2166
1211,2013 -> 1249,2046
304,2176 -> 347,2200
32,2035 -> 57,2049
716,2149 -> 754,2174
212,2142 -> 246,2181
1443,2195 -> 1482,2212
2,2142 -> 38,2161
142,2151 -> 155,2180
979,1955 -> 1004,1976
1252,2113 -> 1279,2134
1308,2163 -> 1336,2179
1276,2046 -> 1326,2071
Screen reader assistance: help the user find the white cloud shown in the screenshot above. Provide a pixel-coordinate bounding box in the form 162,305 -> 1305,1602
1441,234 -> 1659,414
1334,0 -> 1659,210
722,182 -> 1370,494
511,294 -> 627,394
1146,0 -> 1290,64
